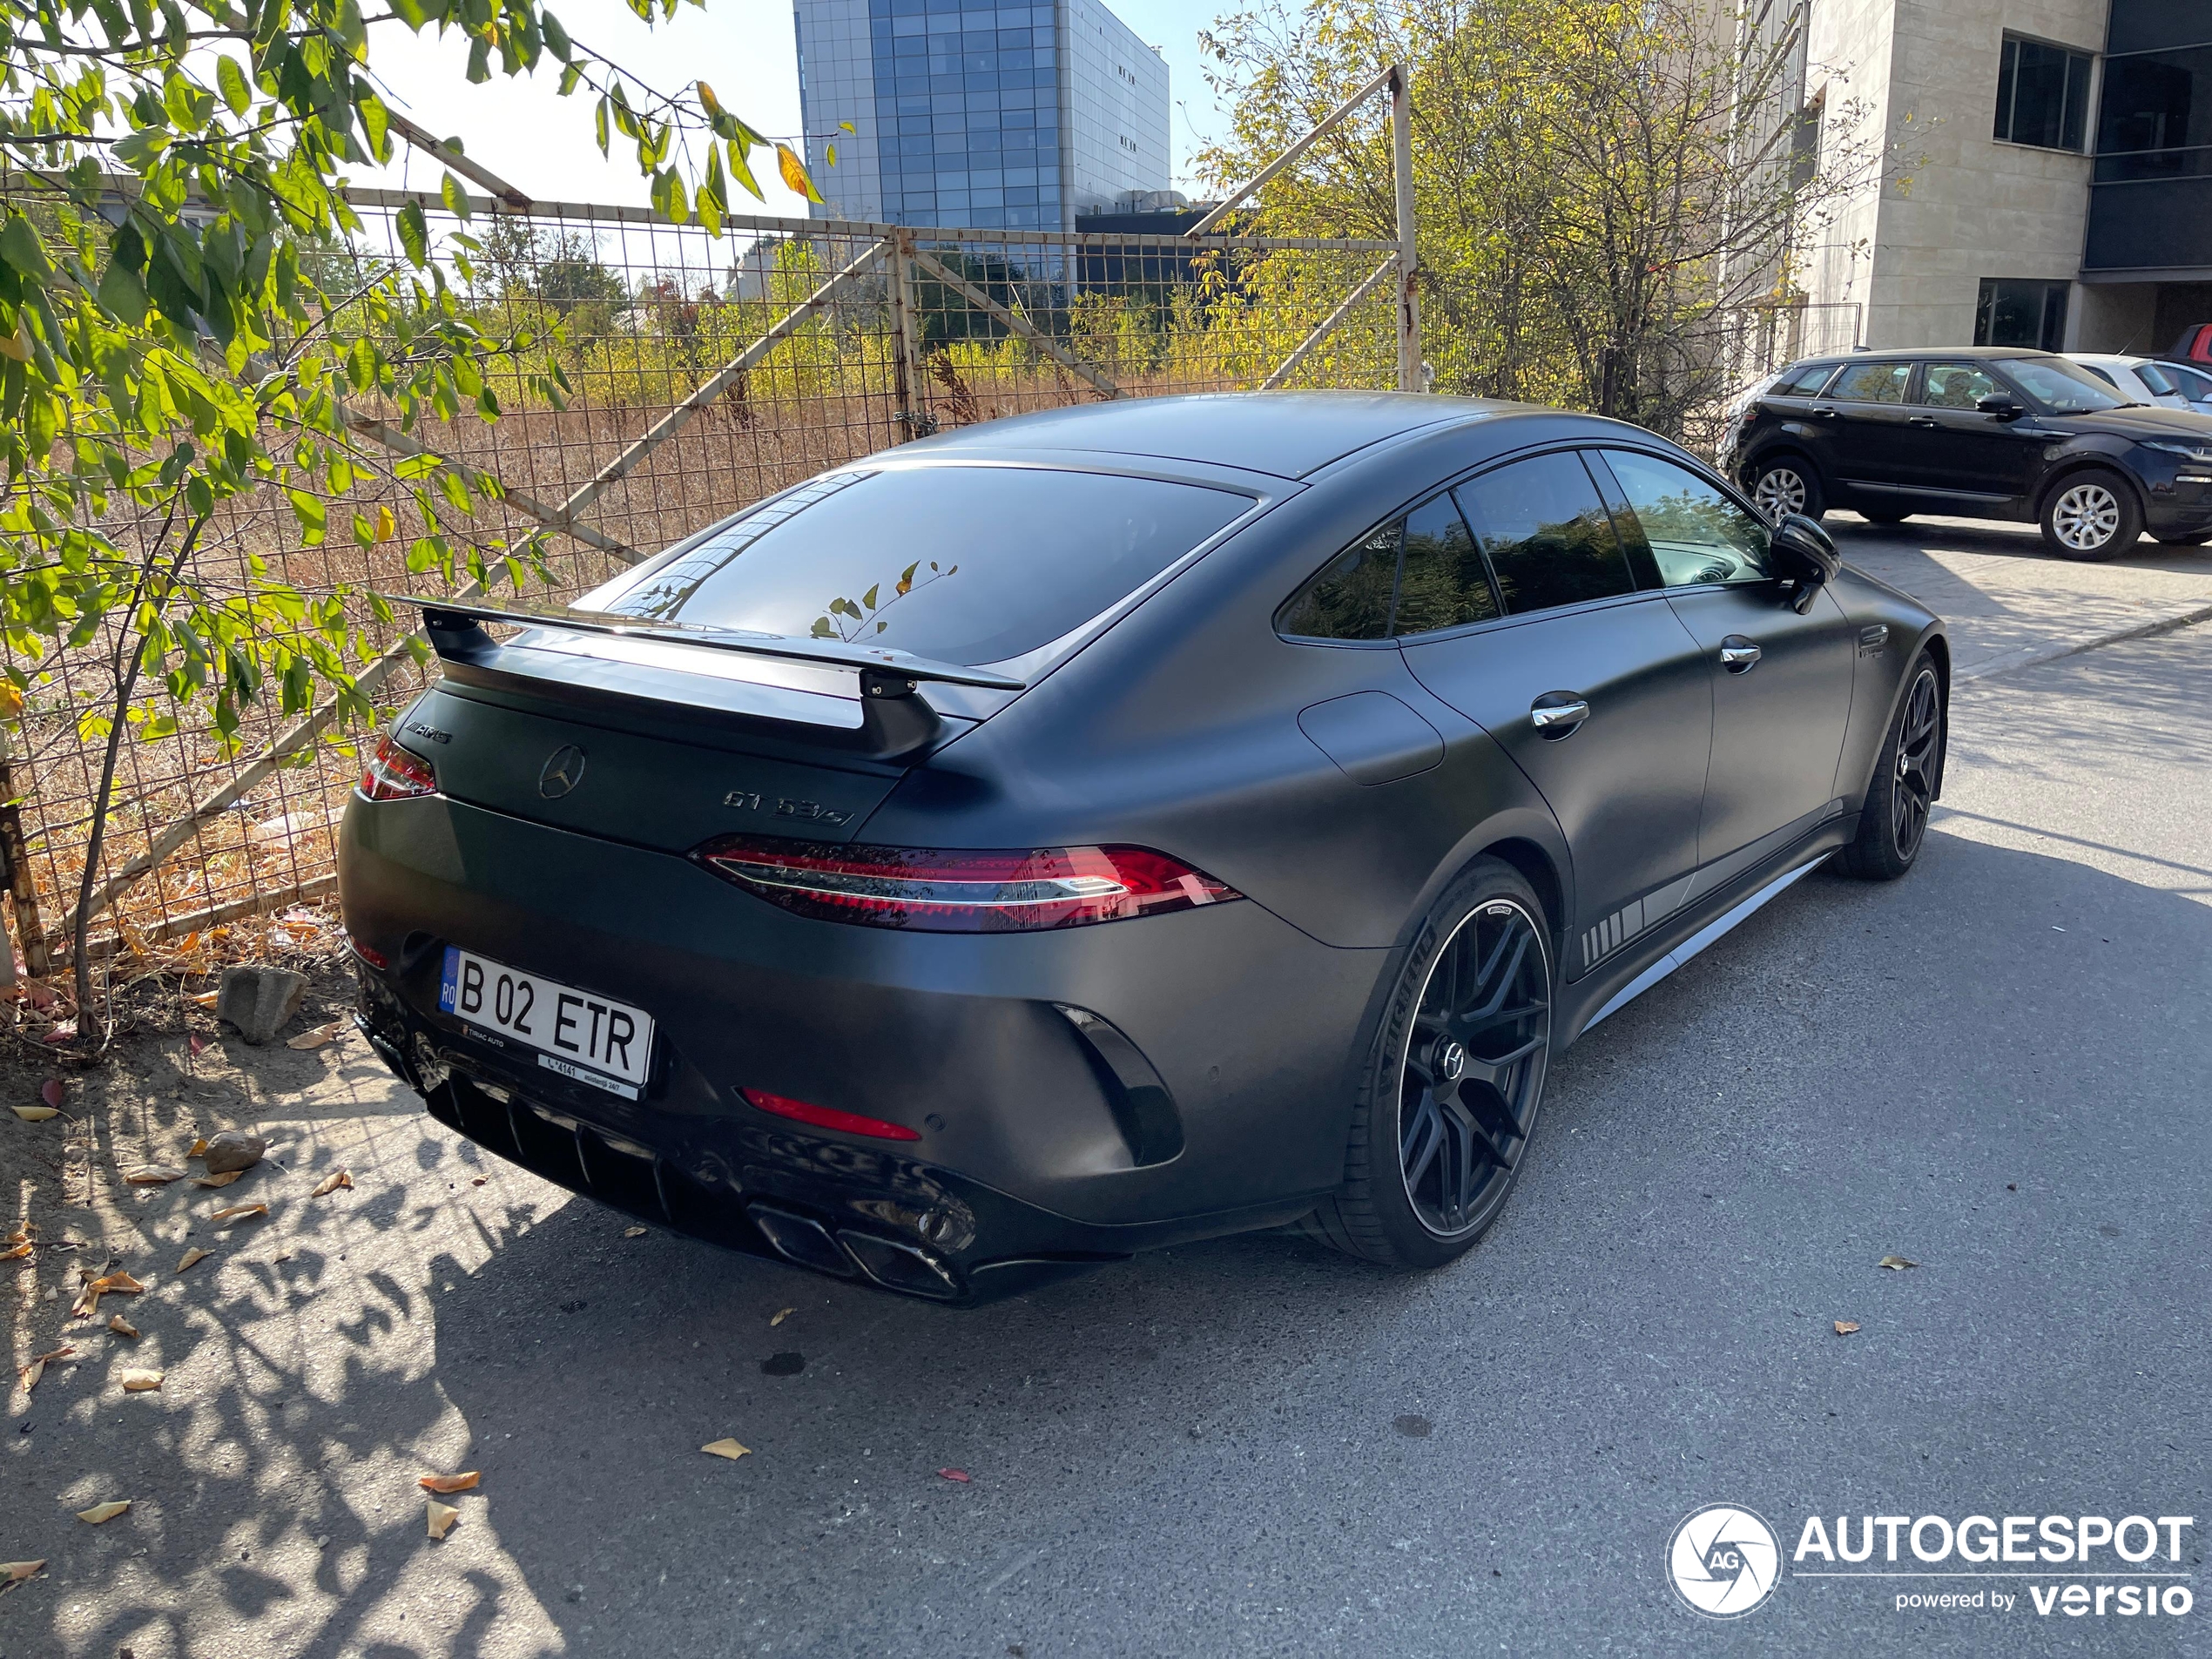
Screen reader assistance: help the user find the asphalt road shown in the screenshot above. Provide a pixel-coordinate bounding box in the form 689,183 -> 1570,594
7,624 -> 2209,1658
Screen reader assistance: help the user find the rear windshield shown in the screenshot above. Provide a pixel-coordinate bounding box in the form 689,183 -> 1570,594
592,465 -> 1251,666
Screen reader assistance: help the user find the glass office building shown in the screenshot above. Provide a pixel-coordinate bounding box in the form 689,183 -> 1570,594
794,0 -> 1170,230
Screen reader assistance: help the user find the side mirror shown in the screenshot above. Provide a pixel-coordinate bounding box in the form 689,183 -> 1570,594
1770,513 -> 1840,614
1976,393 -> 2025,420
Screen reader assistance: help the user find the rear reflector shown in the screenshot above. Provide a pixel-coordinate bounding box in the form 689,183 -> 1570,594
347,934 -> 390,970
741,1088 -> 922,1142
357,733 -> 438,801
695,838 -> 1241,933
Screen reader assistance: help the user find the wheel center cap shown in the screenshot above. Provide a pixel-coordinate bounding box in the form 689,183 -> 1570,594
1436,1039 -> 1467,1082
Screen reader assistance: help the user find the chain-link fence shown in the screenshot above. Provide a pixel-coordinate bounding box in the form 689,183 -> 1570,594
2,188 -> 1404,980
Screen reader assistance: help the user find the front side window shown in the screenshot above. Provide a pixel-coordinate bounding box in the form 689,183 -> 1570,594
1974,279 -> 2070,350
1828,361 -> 1912,403
593,465 -> 1251,666
2004,357 -> 2132,414
1600,451 -> 1773,588
1995,33 -> 2093,152
1920,361 -> 2006,408
2164,361 -> 2212,402
1454,453 -> 1637,615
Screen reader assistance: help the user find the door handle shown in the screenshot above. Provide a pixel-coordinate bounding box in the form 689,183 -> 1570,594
1907,415 -> 1940,428
1809,407 -> 1840,420
1530,694 -> 1589,738
1719,637 -> 1762,673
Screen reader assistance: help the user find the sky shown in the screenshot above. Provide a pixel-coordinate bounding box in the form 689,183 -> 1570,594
357,0 -> 1236,215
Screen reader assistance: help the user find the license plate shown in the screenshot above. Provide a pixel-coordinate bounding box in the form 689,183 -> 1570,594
437,947 -> 655,1098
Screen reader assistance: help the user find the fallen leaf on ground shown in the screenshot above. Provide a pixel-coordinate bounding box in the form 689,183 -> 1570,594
77,1501 -> 129,1524
770,1307 -> 795,1327
41,1023 -> 76,1044
419,1472 -> 481,1494
123,1165 -> 185,1185
188,1034 -> 207,1056
108,1314 -> 138,1339
701,1439 -> 752,1461
937,1467 -> 972,1483
1833,1320 -> 1860,1336
10,1106 -> 58,1123
312,1170 -> 353,1197
0,1241 -> 30,1262
118,1369 -> 163,1392
3,1226 -> 29,1243
623,1226 -> 647,1238
193,1170 -> 243,1189
190,991 -> 219,1008
210,1203 -> 268,1223
469,1176 -> 488,1186
71,1271 -> 145,1318
1877,1255 -> 1919,1271
426,1501 -> 459,1539
39,1079 -> 62,1109
288,1022 -> 343,1051
187,1137 -> 208,1157
176,1248 -> 212,1274
0,1561 -> 44,1583
20,1348 -> 70,1390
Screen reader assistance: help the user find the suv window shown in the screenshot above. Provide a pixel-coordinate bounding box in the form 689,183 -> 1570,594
1921,361 -> 2006,408
1774,361 -> 1838,396
2165,362 -> 2212,401
600,465 -> 1251,666
1392,494 -> 1500,636
1278,520 -> 1399,641
1828,361 -> 1912,403
1455,453 -> 1637,614
1600,451 -> 1773,587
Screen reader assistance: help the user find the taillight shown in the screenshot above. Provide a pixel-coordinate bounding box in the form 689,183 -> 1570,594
694,837 -> 1242,933
357,733 -> 438,801
741,1088 -> 921,1142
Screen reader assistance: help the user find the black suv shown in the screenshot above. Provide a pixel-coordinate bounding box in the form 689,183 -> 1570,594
1719,346 -> 2212,559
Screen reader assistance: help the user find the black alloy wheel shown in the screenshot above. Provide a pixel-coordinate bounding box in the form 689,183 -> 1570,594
1303,860 -> 1553,1267
1842,654 -> 1943,880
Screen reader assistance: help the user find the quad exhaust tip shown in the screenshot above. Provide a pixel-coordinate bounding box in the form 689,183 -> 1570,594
747,1203 -> 961,1300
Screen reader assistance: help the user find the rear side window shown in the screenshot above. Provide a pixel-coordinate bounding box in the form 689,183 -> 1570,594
1392,494 -> 1499,636
2168,362 -> 2212,401
1774,362 -> 1837,396
1829,361 -> 1912,403
1455,453 -> 1638,615
598,466 -> 1251,666
1278,521 -> 1400,640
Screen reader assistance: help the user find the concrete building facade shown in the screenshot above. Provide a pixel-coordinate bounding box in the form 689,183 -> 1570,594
791,0 -> 1169,232
1794,0 -> 2209,354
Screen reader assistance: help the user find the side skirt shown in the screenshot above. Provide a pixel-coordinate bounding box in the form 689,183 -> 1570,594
1578,853 -> 1831,1034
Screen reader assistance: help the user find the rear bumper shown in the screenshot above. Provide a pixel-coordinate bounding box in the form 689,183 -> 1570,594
339,793 -> 1387,1303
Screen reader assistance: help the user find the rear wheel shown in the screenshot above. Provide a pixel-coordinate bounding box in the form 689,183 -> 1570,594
1750,455 -> 1824,524
2040,470 -> 2142,560
1301,860 -> 1553,1268
1841,654 -> 1943,880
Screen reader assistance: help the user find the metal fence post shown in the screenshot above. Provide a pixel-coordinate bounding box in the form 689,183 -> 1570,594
0,726 -> 51,981
1391,64 -> 1422,393
887,230 -> 932,438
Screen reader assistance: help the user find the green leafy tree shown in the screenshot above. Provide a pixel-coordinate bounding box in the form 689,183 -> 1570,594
0,0 -> 815,1028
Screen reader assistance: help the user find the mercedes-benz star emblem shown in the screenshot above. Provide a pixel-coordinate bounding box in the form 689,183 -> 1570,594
537,745 -> 587,799
1436,1040 -> 1467,1082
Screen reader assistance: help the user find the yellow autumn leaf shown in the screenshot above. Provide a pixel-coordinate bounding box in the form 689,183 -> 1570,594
427,1501 -> 460,1539
77,1501 -> 130,1524
12,1105 -> 58,1122
124,1165 -> 185,1185
776,144 -> 822,203
374,504 -> 396,543
0,681 -> 21,719
1832,1319 -> 1860,1335
193,1170 -> 243,1189
176,1247 -> 212,1274
210,1203 -> 268,1222
20,1360 -> 44,1391
701,1438 -> 752,1460
119,1368 -> 163,1392
189,991 -> 219,1008
287,1021 -> 342,1051
0,1560 -> 44,1582
313,1170 -> 354,1197
419,1471 -> 480,1494
0,1241 -> 30,1262
770,1307 -> 794,1327
187,1137 -> 208,1157
696,79 -> 723,117
108,1314 -> 138,1339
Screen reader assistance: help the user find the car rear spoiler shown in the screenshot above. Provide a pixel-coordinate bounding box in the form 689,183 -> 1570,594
382,593 -> 1025,760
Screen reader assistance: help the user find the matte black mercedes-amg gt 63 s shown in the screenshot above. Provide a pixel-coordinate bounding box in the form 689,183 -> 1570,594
341,394 -> 1947,1305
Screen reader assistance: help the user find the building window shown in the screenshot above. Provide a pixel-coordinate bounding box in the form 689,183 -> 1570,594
1974,278 -> 2070,350
1789,93 -> 1824,192
1994,34 -> 2093,151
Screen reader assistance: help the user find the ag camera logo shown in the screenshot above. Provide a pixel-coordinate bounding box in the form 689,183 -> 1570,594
1669,1503 -> 1782,1618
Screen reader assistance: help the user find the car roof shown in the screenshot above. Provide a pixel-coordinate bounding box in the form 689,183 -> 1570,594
904,391 -> 1517,481
1795,345 -> 2054,368
2067,353 -> 2143,366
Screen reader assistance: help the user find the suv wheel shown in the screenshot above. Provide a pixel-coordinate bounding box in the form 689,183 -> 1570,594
1750,456 -> 1823,524
2041,470 -> 2142,561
